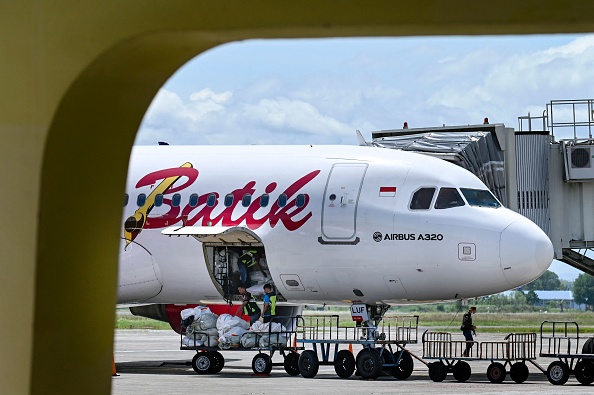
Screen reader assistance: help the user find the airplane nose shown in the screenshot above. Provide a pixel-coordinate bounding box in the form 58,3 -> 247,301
500,218 -> 553,287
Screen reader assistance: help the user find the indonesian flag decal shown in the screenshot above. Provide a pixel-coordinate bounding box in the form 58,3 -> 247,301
379,186 -> 397,197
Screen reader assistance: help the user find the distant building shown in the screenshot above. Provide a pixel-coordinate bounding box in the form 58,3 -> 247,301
500,290 -> 585,311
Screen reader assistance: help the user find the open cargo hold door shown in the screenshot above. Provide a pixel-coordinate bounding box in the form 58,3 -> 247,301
162,226 -> 273,303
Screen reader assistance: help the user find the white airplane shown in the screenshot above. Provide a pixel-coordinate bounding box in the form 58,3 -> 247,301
119,144 -> 553,326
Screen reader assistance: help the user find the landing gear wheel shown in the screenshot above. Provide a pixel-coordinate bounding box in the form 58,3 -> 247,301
392,351 -> 414,380
283,352 -> 301,376
192,352 -> 213,374
574,360 -> 594,385
334,349 -> 356,379
509,362 -> 529,384
356,348 -> 383,380
210,351 -> 225,373
378,348 -> 395,374
298,350 -> 319,378
452,361 -> 471,382
487,362 -> 506,383
252,353 -> 272,375
428,361 -> 447,382
547,361 -> 570,385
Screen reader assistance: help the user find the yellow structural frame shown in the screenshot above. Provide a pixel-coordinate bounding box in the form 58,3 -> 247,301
1,1 -> 593,393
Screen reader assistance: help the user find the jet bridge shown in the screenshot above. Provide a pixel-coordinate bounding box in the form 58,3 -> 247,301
370,99 -> 594,276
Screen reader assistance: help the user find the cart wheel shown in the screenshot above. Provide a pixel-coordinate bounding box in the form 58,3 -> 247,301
392,350 -> 414,380
356,348 -> 383,380
428,361 -> 447,382
452,361 -> 471,382
486,362 -> 506,383
283,352 -> 301,376
192,352 -> 213,374
574,360 -> 594,385
509,362 -> 529,384
252,353 -> 273,375
210,351 -> 225,374
334,349 -> 356,379
547,361 -> 570,385
298,350 -> 319,378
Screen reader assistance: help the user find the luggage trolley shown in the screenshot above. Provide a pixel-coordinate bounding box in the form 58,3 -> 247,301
180,315 -> 305,376
422,330 -> 538,383
540,320 -> 594,385
296,314 -> 419,380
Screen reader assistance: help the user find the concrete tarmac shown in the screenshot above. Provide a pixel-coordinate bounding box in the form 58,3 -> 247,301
112,330 -> 592,394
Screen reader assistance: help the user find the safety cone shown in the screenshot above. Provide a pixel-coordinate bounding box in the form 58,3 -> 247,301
112,354 -> 119,377
348,343 -> 353,354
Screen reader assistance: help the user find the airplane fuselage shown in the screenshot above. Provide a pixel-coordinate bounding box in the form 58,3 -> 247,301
119,145 -> 553,305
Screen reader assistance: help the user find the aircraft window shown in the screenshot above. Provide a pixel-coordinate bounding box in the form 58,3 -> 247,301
460,188 -> 501,208
296,194 -> 306,207
435,188 -> 465,209
224,194 -> 234,207
171,193 -> 181,207
277,194 -> 287,207
410,188 -> 436,210
136,193 -> 146,207
154,194 -> 164,207
189,193 -> 199,207
260,194 -> 270,207
123,193 -> 129,207
242,194 -> 251,207
206,193 -> 217,207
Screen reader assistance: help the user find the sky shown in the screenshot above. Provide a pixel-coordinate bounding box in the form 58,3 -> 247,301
135,34 -> 594,281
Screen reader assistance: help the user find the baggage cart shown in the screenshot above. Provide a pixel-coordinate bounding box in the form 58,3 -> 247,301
296,314 -> 419,380
539,320 -> 594,385
422,330 -> 538,383
180,315 -> 304,375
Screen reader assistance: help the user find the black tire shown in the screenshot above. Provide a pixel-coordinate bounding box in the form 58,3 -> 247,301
428,361 -> 447,382
356,348 -> 383,380
298,350 -> 319,378
210,351 -> 225,374
452,361 -> 471,382
486,362 -> 506,384
583,338 -> 594,354
283,352 -> 301,376
334,349 -> 356,379
575,360 -> 594,385
252,352 -> 273,375
509,362 -> 529,384
392,351 -> 414,380
192,352 -> 213,374
546,361 -> 569,385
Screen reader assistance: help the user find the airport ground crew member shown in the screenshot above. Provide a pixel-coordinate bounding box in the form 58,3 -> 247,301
261,283 -> 277,323
461,306 -> 477,357
238,249 -> 258,287
236,285 -> 261,325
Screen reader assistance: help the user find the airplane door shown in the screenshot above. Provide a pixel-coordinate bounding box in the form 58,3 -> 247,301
320,163 -> 368,244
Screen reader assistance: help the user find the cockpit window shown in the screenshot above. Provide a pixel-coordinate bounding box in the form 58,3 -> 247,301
434,187 -> 465,209
410,187 -> 436,210
460,188 -> 501,208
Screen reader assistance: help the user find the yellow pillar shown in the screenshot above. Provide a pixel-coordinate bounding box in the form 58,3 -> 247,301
1,1 -> 593,394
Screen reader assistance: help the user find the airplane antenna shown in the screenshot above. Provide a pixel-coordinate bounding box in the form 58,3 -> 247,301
356,130 -> 369,146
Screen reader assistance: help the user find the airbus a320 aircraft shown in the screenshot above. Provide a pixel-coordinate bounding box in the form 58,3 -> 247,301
119,144 -> 553,328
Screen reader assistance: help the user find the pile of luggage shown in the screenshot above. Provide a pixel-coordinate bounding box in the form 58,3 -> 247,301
180,306 -> 287,350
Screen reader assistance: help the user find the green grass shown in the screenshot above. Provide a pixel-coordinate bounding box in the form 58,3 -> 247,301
114,308 -> 594,334
115,309 -> 171,330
